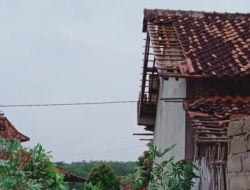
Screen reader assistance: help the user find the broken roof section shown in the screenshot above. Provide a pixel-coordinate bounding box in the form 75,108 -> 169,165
184,95 -> 250,184
184,95 -> 250,145
0,114 -> 30,142
143,9 -> 250,78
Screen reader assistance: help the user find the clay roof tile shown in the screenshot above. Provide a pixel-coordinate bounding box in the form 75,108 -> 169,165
144,9 -> 250,77
0,115 -> 29,142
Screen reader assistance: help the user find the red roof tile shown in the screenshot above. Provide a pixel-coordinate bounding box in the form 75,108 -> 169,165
144,9 -> 250,77
184,96 -> 250,142
0,115 -> 30,142
185,95 -> 250,119
57,166 -> 87,182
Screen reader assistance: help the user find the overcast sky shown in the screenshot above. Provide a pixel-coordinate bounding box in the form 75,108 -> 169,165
0,0 -> 249,163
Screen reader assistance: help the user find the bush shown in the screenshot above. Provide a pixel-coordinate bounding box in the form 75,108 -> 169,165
148,145 -> 198,190
88,163 -> 120,190
132,144 -> 199,190
84,182 -> 101,190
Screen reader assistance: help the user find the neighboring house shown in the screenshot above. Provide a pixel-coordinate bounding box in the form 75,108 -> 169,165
0,113 -> 86,183
137,9 -> 250,189
57,166 -> 87,183
0,113 -> 30,142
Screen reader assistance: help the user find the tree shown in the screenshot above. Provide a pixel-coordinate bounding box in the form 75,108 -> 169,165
56,161 -> 136,190
0,138 -> 67,190
88,163 -> 120,190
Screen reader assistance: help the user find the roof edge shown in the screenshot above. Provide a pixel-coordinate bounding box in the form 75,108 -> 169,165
143,8 -> 250,32
144,8 -> 250,18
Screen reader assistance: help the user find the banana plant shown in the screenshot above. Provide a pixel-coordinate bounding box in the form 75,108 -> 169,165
0,138 -> 67,190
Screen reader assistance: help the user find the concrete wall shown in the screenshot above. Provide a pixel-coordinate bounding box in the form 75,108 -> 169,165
227,117 -> 250,190
153,77 -> 186,162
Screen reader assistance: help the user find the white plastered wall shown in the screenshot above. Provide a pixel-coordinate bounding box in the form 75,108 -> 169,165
153,77 -> 187,162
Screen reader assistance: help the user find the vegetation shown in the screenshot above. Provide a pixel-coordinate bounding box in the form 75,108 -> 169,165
56,161 -> 136,190
131,150 -> 153,189
0,137 -> 135,190
0,138 -> 67,190
87,163 -> 120,190
56,161 -> 136,177
83,182 -> 101,190
132,144 -> 199,190
0,137 -> 198,190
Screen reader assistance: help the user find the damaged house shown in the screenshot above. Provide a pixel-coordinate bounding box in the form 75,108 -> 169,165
137,9 -> 250,189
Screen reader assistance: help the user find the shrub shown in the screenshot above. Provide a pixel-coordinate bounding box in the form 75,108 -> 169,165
88,163 -> 120,190
147,145 -> 199,190
84,182 -> 101,190
132,144 -> 198,190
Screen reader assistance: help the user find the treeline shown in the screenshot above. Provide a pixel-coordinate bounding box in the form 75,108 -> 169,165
56,161 -> 136,177
56,161 -> 136,190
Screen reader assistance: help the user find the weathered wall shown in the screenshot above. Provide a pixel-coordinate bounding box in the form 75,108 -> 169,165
227,117 -> 250,190
188,78 -> 250,98
153,77 -> 186,162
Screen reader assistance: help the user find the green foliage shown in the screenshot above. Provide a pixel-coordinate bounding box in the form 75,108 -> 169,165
0,138 -> 67,190
131,145 -> 153,189
83,182 -> 101,190
56,161 -> 136,190
88,163 -> 120,190
132,144 -> 199,190
56,161 -> 136,177
148,144 -> 199,190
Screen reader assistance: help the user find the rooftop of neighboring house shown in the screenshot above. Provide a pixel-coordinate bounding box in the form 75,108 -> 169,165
143,9 -> 250,78
57,166 -> 87,183
0,114 -> 30,142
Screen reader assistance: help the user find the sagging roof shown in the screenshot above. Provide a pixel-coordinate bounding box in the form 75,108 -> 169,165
57,166 -> 87,183
143,9 -> 250,78
184,96 -> 250,143
0,114 -> 30,142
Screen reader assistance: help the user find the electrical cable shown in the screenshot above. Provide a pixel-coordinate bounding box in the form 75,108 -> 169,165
0,100 -> 137,108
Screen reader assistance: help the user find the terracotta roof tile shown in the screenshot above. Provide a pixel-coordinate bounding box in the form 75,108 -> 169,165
185,96 -> 250,118
0,115 -> 30,142
57,166 -> 87,182
184,96 -> 250,142
144,9 -> 250,77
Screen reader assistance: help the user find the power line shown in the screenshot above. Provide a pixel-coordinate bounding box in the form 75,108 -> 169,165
0,100 -> 137,108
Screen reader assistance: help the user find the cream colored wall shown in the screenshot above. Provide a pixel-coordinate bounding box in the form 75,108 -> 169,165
153,77 -> 186,162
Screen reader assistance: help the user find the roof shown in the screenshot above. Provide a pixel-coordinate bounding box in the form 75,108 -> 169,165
0,115 -> 30,142
143,9 -> 250,78
57,166 -> 87,183
184,96 -> 250,143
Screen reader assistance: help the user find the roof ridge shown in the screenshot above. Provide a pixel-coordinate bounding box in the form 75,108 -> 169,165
144,8 -> 250,18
